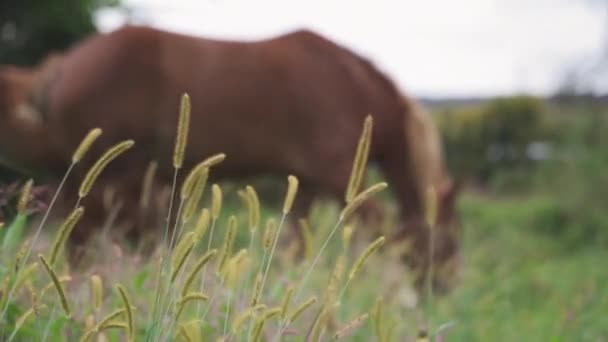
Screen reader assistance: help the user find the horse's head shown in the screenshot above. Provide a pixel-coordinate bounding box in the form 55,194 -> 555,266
0,64 -> 50,172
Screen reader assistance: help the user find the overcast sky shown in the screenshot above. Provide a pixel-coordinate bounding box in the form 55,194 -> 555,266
95,0 -> 606,98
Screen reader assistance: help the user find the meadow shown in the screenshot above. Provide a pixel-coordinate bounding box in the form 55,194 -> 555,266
0,96 -> 607,341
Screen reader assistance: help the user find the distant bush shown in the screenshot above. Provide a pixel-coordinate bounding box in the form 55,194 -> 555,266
436,96 -> 551,186
534,106 -> 608,248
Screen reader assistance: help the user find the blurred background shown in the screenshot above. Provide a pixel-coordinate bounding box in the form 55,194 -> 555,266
1,0 -> 607,340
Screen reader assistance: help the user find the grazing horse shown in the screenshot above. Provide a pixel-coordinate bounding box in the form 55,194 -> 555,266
0,25 -> 460,286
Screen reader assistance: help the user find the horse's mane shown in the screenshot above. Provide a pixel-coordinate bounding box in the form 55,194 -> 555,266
297,30 -> 450,200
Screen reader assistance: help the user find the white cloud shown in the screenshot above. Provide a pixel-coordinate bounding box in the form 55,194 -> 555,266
95,0 -> 605,97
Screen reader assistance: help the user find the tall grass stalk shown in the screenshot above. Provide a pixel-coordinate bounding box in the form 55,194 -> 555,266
197,216 -> 218,315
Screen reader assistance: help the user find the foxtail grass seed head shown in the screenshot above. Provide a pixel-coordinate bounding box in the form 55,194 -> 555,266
139,160 -> 158,209
13,308 -> 35,337
299,218 -> 314,261
115,284 -> 134,342
49,206 -> 85,265
250,317 -> 266,342
246,185 -> 261,233
332,313 -> 369,340
342,225 -> 354,251
96,308 -> 128,331
200,153 -> 226,168
282,175 -> 299,214
280,285 -> 294,320
177,292 -> 209,318
237,189 -> 249,207
288,296 -> 317,324
99,321 -> 128,332
38,254 -> 70,318
232,307 -> 255,333
211,184 -> 222,220
262,306 -> 282,321
179,292 -> 209,305
90,274 -> 103,313
223,248 -> 249,288
181,249 -> 217,296
251,307 -> 282,341
250,272 -> 263,307
425,186 -> 437,228
339,182 -> 387,221
180,164 -> 208,201
171,234 -> 195,283
193,208 -> 211,243
217,215 -> 237,274
79,140 -> 134,198
17,179 -> 33,215
182,168 -> 209,223
13,239 -> 29,274
345,115 -> 373,203
263,218 -> 276,251
349,236 -> 385,280
72,128 -> 102,163
40,275 -> 72,299
173,93 -> 191,169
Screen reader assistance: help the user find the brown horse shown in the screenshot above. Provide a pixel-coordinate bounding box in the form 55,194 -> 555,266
0,25 -> 460,286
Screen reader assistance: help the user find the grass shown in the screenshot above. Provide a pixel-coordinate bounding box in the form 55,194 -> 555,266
1,96 -> 607,341
2,181 -> 606,341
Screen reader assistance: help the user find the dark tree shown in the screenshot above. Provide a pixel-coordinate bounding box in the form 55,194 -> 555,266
0,0 -> 119,66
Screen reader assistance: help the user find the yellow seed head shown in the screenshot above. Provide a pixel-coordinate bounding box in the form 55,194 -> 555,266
211,184 -> 222,220
139,160 -> 158,209
250,272 -> 263,307
90,274 -> 103,313
332,313 -> 369,340
99,321 -> 128,331
263,218 -> 276,251
180,164 -> 207,201
38,254 -> 70,318
171,233 -> 195,283
223,249 -> 249,289
72,128 -> 102,163
345,115 -> 373,203
339,182 -> 387,221
14,308 -> 35,336
13,239 -> 29,274
280,285 -> 294,320
299,219 -> 314,261
193,208 -> 211,243
246,185 -> 261,233
182,168 -> 209,223
348,236 -> 385,280
17,179 -> 33,215
282,175 -> 299,214
79,140 -> 134,198
288,296 -> 317,324
200,153 -> 226,168
232,307 -> 255,333
48,206 -> 85,265
181,249 -> 217,297
96,307 -> 128,331
115,284 -> 134,342
342,225 -> 354,251
173,93 -> 191,169
217,215 -> 237,274
176,292 -> 209,318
